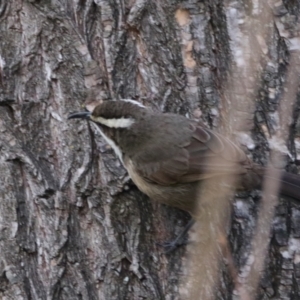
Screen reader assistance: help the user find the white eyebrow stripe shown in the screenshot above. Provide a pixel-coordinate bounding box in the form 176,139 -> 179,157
92,116 -> 135,128
120,99 -> 145,108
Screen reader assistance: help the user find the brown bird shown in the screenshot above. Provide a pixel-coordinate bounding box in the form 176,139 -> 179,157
68,100 -> 300,250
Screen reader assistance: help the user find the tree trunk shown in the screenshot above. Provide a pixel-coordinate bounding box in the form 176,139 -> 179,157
1,0 -> 300,299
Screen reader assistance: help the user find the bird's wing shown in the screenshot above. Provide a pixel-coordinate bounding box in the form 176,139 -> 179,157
128,122 -> 249,186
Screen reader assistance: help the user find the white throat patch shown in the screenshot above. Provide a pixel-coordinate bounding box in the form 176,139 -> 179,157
91,123 -> 124,163
91,116 -> 135,128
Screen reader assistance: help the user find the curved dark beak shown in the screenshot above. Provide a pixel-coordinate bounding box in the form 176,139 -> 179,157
68,111 -> 91,120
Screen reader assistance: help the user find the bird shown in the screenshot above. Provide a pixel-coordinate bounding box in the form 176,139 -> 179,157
68,99 -> 300,250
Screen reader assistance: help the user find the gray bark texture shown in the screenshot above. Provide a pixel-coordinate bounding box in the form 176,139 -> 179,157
1,0 -> 300,299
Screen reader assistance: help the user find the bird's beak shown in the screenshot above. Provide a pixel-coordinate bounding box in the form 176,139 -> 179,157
68,111 -> 91,120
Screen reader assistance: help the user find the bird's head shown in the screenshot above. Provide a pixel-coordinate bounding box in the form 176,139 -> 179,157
68,99 -> 146,127
68,99 -> 149,161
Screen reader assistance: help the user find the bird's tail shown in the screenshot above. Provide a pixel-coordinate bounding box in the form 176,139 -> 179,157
279,172 -> 300,201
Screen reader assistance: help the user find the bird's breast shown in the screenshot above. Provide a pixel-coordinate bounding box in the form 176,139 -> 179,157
125,159 -> 154,196
124,159 -> 198,213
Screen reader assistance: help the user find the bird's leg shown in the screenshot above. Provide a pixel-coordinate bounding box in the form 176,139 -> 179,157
158,219 -> 195,253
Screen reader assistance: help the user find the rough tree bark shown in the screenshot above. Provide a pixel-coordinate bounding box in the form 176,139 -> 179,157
1,0 -> 300,299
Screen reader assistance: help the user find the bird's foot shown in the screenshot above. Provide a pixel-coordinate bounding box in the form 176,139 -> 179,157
157,219 -> 195,253
157,239 -> 187,253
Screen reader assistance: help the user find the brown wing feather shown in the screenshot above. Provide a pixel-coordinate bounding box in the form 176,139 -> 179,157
129,121 -> 249,186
